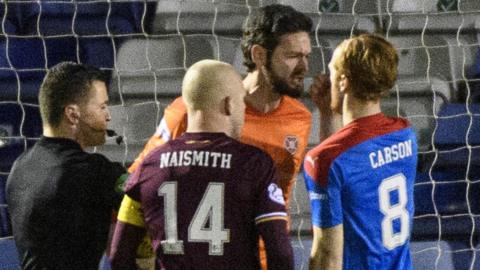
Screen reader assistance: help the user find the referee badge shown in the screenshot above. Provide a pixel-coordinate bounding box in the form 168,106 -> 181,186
284,135 -> 298,154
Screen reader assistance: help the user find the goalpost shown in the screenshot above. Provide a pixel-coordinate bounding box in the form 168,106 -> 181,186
1,1 -> 479,269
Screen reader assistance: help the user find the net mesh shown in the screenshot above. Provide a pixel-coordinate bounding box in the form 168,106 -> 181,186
1,0 -> 479,269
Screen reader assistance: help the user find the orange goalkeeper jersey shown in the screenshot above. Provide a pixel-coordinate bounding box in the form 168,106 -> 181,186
129,96 -> 312,205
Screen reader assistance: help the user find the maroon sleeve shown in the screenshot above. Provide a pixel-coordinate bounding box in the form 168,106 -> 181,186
257,221 -> 294,270
109,165 -> 146,269
254,156 -> 294,270
109,222 -> 146,270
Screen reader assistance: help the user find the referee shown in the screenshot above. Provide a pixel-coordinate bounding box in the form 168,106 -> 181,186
6,62 -> 126,270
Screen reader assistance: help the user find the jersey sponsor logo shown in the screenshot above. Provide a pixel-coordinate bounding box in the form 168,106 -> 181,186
284,135 -> 298,154
369,139 -> 413,169
308,191 -> 327,201
268,183 -> 285,205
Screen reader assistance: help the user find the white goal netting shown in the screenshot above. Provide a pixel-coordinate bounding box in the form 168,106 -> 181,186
1,1 -> 479,270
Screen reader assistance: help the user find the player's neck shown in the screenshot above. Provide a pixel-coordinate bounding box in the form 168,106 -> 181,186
186,111 -> 230,136
342,95 -> 381,126
243,71 -> 282,114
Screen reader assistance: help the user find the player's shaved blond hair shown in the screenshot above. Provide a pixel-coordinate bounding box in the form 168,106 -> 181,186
182,59 -> 242,111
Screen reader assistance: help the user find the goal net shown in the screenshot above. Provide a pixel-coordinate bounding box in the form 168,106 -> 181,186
1,0 -> 479,269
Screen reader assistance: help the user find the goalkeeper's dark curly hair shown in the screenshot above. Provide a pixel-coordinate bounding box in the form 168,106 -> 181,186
241,4 -> 312,72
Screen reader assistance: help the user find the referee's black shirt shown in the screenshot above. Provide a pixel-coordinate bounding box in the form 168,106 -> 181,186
6,136 -> 125,270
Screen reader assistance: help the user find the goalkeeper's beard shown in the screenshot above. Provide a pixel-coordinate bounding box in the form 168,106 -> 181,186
264,62 -> 305,98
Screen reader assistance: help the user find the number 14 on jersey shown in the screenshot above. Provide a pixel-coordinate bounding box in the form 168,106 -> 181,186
158,182 -> 230,256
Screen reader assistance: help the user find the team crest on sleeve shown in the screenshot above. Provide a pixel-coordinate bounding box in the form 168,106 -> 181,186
268,183 -> 285,205
284,135 -> 298,154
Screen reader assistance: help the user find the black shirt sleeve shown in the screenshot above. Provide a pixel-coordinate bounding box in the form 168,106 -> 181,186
88,153 -> 126,210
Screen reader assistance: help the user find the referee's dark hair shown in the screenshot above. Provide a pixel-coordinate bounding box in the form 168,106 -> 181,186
39,62 -> 108,128
241,4 -> 313,72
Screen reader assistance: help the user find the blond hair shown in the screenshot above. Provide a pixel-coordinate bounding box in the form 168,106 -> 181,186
331,34 -> 398,101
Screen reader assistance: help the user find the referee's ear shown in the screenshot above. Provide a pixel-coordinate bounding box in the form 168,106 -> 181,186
65,104 -> 80,125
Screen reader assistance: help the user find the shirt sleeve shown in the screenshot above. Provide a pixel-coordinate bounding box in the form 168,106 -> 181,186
254,156 -> 288,225
89,153 -> 126,209
117,163 -> 147,227
304,159 -> 343,228
254,154 -> 293,270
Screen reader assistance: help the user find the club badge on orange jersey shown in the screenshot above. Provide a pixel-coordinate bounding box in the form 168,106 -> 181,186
284,135 -> 298,154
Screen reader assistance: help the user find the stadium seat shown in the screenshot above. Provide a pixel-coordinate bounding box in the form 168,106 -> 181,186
385,0 -> 479,33
433,103 -> 480,168
414,171 -> 471,216
11,1 -> 155,36
152,0 -> 250,35
110,35 -> 241,101
387,35 -> 452,83
413,170 -> 480,239
434,103 -> 480,147
411,240 -> 480,270
381,77 -> 451,152
385,0 -> 479,100
78,37 -> 119,71
410,240 -> 455,270
0,3 -> 20,35
110,36 -> 185,101
0,237 -> 20,270
441,36 -> 478,100
0,37 -> 76,102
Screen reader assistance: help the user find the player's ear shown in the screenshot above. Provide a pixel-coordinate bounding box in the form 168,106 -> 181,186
251,44 -> 267,68
339,74 -> 349,93
222,96 -> 232,116
65,104 -> 80,125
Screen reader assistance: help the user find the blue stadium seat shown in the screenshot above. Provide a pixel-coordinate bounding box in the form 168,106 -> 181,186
413,171 -> 480,238
434,103 -> 480,148
433,103 -> 480,169
7,37 -> 77,69
0,2 -> 22,35
0,238 -> 20,269
0,37 -> 77,102
414,171 -> 470,216
78,37 -> 121,70
14,1 -> 154,36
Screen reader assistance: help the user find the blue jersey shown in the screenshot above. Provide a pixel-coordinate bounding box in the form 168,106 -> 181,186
304,113 -> 418,270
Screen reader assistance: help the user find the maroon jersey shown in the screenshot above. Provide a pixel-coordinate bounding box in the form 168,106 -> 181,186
124,132 -> 290,270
